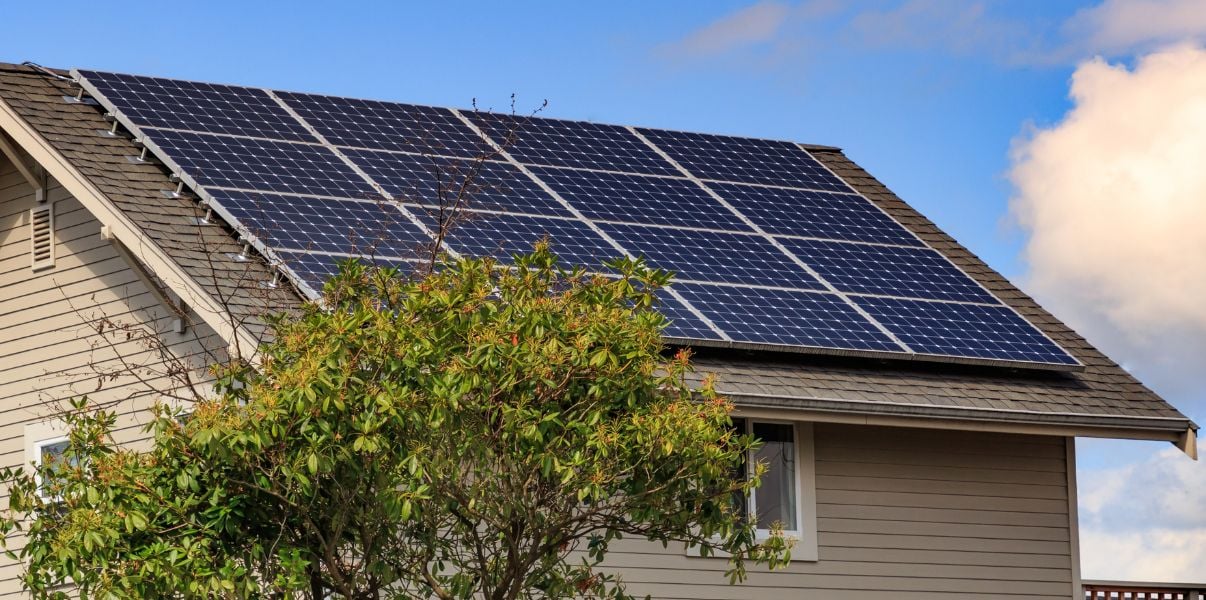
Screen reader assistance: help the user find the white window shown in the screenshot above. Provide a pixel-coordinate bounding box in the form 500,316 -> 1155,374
734,419 -> 818,561
24,420 -> 72,502
33,437 -> 71,501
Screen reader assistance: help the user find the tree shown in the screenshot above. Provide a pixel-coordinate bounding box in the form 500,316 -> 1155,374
0,246 -> 791,599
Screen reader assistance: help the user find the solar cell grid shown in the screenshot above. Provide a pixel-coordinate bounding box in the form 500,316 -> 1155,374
277,251 -> 421,293
599,223 -> 823,289
780,238 -> 997,303
212,190 -> 433,257
638,128 -> 851,192
672,283 -> 900,350
710,182 -> 923,246
277,92 -> 490,158
532,167 -> 752,231
468,112 -> 680,176
424,212 -> 622,268
147,128 -> 378,198
854,296 -> 1078,365
654,290 -> 724,341
345,150 -> 570,216
78,70 -> 315,142
75,70 -> 1081,369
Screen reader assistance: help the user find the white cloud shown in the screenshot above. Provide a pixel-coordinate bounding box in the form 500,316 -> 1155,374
1008,45 -> 1206,353
1078,443 -> 1206,581
657,1 -> 794,59
1063,0 -> 1206,57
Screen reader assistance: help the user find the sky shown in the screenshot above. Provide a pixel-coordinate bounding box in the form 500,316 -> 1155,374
4,0 -> 1205,583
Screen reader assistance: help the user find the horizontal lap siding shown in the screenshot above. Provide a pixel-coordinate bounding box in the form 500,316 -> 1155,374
602,423 -> 1073,598
0,163 -> 227,597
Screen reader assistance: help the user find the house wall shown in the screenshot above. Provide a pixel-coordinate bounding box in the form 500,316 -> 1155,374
0,154 -> 1075,598
602,423 -> 1074,599
0,156 -> 228,596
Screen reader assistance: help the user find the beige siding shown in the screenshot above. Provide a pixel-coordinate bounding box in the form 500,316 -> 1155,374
0,154 -> 1077,598
600,423 -> 1074,599
0,158 -> 228,596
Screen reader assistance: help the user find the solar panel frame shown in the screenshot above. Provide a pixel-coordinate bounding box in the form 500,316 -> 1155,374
853,296 -> 1080,366
276,91 -> 493,158
709,182 -> 925,247
637,127 -> 853,192
671,283 -> 902,351
532,167 -> 754,231
210,190 -> 434,258
345,150 -> 573,216
144,128 -> 380,198
778,238 -> 1000,304
467,112 -> 682,176
77,69 -> 318,142
599,222 -> 826,289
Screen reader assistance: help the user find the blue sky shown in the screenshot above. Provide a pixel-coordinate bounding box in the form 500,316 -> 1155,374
5,0 -> 1205,582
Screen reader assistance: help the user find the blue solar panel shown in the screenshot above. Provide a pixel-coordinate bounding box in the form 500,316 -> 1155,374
654,290 -> 724,341
638,128 -> 851,192
468,113 -> 680,176
425,212 -> 622,268
710,183 -> 923,247
532,167 -> 752,231
672,283 -> 900,351
78,70 -> 315,142
211,190 -> 432,257
146,128 -> 377,198
76,70 -> 1081,370
344,150 -> 570,216
854,297 -> 1078,365
599,223 -> 823,289
276,92 -> 489,158
779,238 -> 997,303
276,251 -> 421,292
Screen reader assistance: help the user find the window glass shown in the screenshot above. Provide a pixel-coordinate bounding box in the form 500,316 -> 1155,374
38,439 -> 72,499
751,422 -> 796,531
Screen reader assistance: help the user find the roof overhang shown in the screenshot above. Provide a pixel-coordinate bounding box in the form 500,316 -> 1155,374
729,392 -> 1198,459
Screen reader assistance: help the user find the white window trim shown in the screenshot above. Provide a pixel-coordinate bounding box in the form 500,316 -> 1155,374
24,420 -> 70,502
687,420 -> 818,562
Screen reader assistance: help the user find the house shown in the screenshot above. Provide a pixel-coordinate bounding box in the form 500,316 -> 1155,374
0,61 -> 1196,599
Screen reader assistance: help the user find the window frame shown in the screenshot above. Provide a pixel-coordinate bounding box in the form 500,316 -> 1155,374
24,420 -> 72,503
736,419 -> 819,561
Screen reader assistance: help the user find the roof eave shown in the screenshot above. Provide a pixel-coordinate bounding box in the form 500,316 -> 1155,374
728,391 -> 1198,456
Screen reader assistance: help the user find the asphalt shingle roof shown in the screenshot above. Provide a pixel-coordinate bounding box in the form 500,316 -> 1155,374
0,63 -> 1191,435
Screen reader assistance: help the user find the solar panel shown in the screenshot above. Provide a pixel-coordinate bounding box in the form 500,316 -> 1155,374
468,112 -> 680,176
710,182 -> 923,246
211,190 -> 433,257
276,250 -> 421,293
345,150 -> 570,216
533,167 -> 753,230
276,92 -> 490,158
654,290 -> 725,341
637,128 -> 851,192
672,283 -> 900,351
779,238 -> 997,303
75,69 -> 1081,371
599,223 -> 823,289
146,128 -> 377,198
424,212 -> 621,268
854,297 -> 1080,365
77,70 -> 317,142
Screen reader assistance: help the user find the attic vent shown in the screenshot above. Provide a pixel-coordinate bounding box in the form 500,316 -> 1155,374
30,204 -> 54,271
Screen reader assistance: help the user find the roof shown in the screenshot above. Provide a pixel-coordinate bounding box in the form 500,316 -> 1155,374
0,63 -> 1193,443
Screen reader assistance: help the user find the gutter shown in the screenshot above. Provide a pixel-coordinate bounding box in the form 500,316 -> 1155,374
725,391 -> 1198,459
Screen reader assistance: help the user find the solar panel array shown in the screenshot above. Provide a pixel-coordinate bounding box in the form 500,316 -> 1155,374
74,69 -> 1080,370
